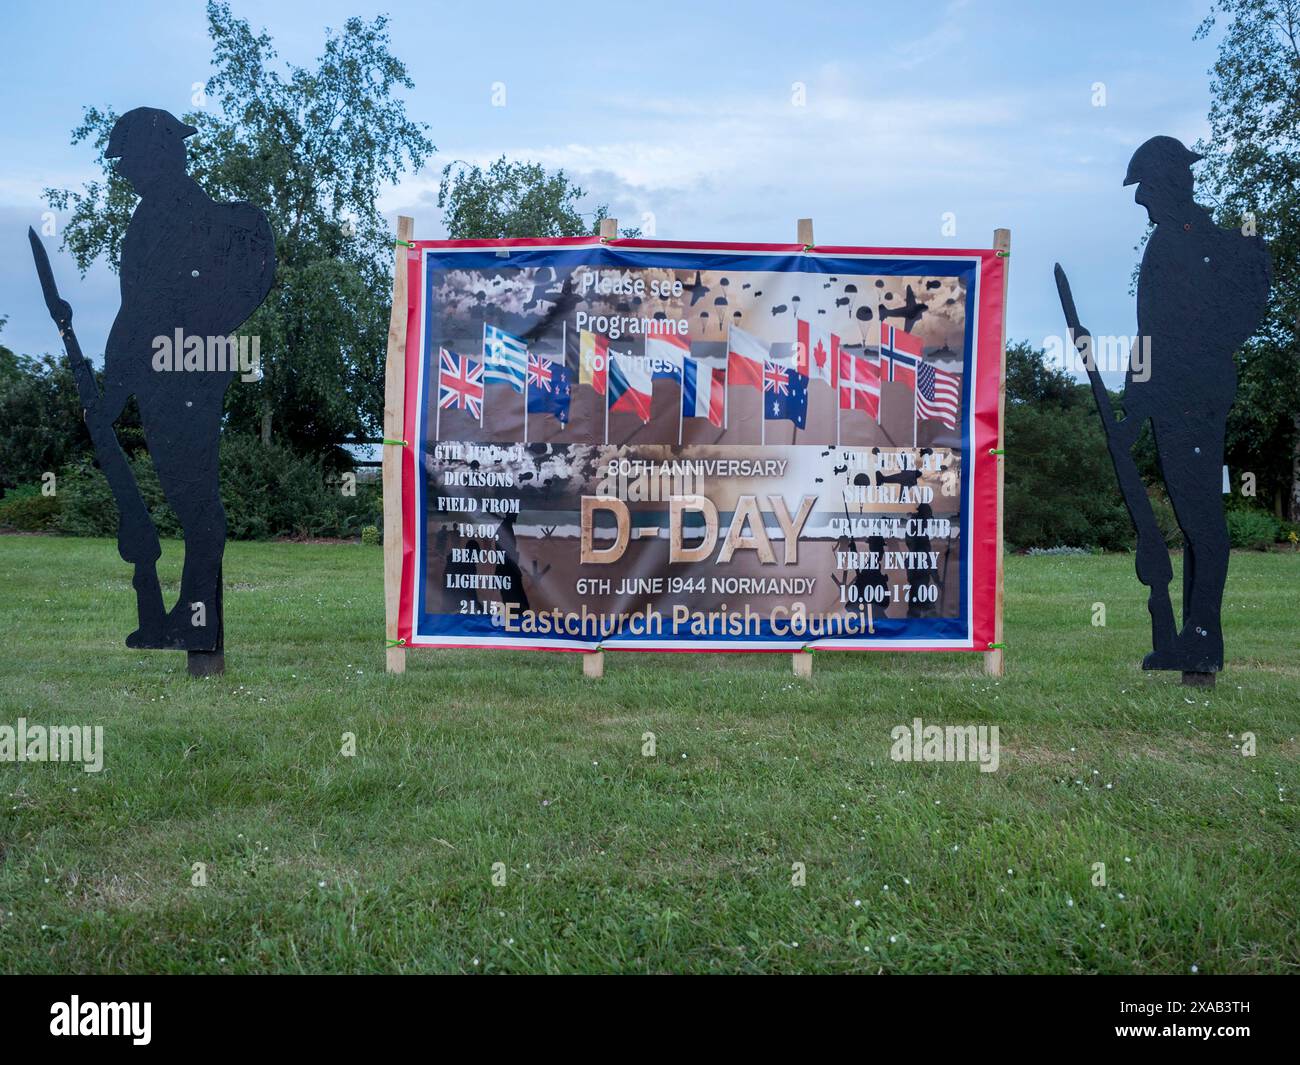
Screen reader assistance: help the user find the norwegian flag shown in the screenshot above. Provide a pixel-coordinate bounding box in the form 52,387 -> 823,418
764,361 -> 790,395
527,352 -> 554,391
917,359 -> 960,430
879,323 -> 921,390
438,348 -> 483,420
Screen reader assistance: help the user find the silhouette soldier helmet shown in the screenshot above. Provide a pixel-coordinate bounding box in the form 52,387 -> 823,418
106,107 -> 197,190
1123,136 -> 1203,207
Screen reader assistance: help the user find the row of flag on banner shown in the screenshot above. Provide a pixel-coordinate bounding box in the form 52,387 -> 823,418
435,318 -> 959,442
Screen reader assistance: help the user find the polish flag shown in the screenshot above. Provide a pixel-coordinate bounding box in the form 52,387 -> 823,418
727,325 -> 767,389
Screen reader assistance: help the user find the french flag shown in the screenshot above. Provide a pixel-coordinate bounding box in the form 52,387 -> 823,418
682,356 -> 725,428
609,352 -> 653,422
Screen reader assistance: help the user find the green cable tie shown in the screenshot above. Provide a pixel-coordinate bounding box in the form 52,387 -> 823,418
395,239 -> 415,248
802,243 -> 814,252
987,642 -> 1004,650
989,448 -> 1005,455
382,438 -> 408,447
995,250 -> 1009,258
386,638 -> 406,647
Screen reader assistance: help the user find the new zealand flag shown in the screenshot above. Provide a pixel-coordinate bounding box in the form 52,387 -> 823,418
527,361 -> 572,425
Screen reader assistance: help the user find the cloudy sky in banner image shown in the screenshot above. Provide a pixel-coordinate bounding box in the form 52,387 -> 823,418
0,0 -> 1220,385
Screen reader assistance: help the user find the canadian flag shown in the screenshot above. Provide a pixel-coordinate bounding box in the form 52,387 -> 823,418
797,318 -> 839,388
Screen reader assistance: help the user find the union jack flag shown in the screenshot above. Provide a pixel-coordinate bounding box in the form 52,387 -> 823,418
527,352 -> 554,391
438,349 -> 483,420
763,361 -> 790,395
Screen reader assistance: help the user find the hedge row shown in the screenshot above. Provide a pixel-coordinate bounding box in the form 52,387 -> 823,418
0,433 -> 379,540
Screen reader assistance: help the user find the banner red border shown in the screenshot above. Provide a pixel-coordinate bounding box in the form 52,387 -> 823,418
396,238 -> 1006,653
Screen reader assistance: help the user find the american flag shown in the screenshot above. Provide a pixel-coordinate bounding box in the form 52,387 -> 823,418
917,360 -> 960,430
527,352 -> 553,391
439,349 -> 483,420
763,361 -> 790,395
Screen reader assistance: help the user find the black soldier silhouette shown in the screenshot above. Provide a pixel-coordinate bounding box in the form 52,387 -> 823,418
903,502 -> 937,619
1056,135 -> 1270,678
494,512 -> 531,613
33,107 -> 275,666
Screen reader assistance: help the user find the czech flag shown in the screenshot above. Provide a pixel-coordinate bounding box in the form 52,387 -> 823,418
682,356 -> 725,428
609,352 -> 653,422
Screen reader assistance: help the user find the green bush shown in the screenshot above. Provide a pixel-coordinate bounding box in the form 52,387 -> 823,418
1148,491 -> 1184,550
361,524 -> 381,546
0,484 -> 61,531
53,434 -> 378,541
1004,401 -> 1134,551
219,433 -> 377,539
1226,507 -> 1280,550
56,455 -> 181,539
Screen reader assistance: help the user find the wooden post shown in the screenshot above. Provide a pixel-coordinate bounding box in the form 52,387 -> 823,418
187,564 -> 224,677
383,215 -> 413,675
580,217 -> 618,680
793,219 -> 815,677
984,228 -> 1011,677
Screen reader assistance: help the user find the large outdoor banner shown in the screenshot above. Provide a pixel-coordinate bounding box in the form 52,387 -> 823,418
396,237 -> 1006,653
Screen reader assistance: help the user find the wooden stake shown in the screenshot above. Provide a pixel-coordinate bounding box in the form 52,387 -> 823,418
383,215 -> 413,675
792,218 -> 817,676
581,219 -> 618,678
793,650 -> 813,678
984,228 -> 1010,678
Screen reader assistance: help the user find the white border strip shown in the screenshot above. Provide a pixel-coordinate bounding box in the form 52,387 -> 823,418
408,244 -> 985,652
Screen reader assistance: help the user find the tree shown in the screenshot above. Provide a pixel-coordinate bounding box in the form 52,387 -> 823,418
1195,0 -> 1300,519
0,315 -> 147,492
1003,341 -> 1134,550
437,156 -> 640,239
44,1 -> 434,461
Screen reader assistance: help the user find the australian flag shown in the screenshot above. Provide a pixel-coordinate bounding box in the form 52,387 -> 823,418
527,360 -> 572,426
764,362 -> 808,429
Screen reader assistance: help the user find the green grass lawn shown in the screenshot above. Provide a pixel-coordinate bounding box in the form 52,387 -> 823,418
0,535 -> 1296,973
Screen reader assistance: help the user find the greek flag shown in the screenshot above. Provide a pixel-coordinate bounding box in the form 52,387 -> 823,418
483,324 -> 528,393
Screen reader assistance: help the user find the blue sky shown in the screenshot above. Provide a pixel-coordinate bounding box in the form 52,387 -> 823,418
0,0 -> 1221,382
